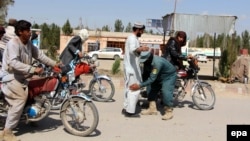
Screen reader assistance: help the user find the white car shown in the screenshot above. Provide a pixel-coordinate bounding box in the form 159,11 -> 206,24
88,47 -> 123,60
194,53 -> 208,63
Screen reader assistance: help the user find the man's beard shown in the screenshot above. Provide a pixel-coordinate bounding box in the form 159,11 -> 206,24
136,33 -> 142,37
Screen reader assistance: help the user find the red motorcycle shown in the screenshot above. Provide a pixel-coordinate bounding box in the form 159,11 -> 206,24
51,55 -> 115,110
0,66 -> 99,136
140,58 -> 216,110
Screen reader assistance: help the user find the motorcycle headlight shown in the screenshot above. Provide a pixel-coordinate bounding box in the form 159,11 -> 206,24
67,72 -> 75,82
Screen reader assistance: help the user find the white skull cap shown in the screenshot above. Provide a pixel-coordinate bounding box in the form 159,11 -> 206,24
79,29 -> 89,42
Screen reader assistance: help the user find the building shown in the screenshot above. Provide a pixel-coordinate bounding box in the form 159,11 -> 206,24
59,30 -> 169,56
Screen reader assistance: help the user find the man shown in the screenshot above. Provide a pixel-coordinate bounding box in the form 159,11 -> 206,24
59,29 -> 89,74
0,19 -> 17,51
162,31 -> 187,70
0,26 -> 5,40
122,22 -> 149,117
0,26 -> 5,63
130,51 -> 177,120
0,20 -> 58,141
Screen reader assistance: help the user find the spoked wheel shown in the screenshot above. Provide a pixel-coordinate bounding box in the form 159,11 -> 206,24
60,97 -> 99,136
90,78 -> 115,102
192,83 -> 216,110
51,89 -> 68,110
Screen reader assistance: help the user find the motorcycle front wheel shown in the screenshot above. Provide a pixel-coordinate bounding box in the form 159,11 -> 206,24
192,83 -> 216,110
51,89 -> 68,110
60,97 -> 99,136
89,78 -> 115,102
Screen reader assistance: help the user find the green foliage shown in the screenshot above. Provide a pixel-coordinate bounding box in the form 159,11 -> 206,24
62,19 -> 73,35
112,59 -> 121,74
114,19 -> 124,32
32,23 -> 40,29
45,46 -> 58,61
241,30 -> 250,54
218,50 -> 230,77
218,34 -> 237,78
124,22 -> 132,32
102,25 -> 110,31
0,0 -> 15,25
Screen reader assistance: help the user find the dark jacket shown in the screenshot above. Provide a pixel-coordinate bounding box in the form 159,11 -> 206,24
59,36 -> 82,65
162,37 -> 186,69
140,55 -> 176,87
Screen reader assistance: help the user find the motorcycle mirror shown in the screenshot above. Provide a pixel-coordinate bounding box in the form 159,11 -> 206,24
91,57 -> 97,62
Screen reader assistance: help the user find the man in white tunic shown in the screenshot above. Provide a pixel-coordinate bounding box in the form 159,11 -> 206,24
122,22 -> 149,117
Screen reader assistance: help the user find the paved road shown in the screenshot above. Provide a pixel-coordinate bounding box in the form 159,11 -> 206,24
2,59 -> 250,141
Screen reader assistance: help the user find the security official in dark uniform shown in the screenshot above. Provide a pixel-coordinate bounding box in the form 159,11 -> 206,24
129,51 -> 177,120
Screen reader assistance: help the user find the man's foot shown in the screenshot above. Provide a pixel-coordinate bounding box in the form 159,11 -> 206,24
1,129 -> 20,141
121,109 -> 140,118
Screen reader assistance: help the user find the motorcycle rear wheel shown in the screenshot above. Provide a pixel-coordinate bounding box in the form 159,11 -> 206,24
60,97 -> 99,136
89,78 -> 115,102
192,83 -> 216,110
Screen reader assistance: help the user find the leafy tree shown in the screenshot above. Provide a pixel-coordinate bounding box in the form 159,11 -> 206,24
40,23 -> 50,49
102,25 -> 110,31
37,23 -> 60,60
32,23 -> 40,29
124,22 -> 132,32
196,35 -> 203,47
241,30 -> 250,52
218,33 -> 237,78
148,29 -> 154,34
114,19 -> 124,32
62,19 -> 73,35
49,23 -> 60,49
0,0 -> 14,25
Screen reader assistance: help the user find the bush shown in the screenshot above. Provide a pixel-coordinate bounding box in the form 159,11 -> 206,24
112,59 -> 121,74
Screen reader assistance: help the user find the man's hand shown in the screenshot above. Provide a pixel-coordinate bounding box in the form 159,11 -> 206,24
34,67 -> 44,75
78,52 -> 83,58
129,83 -> 140,91
136,46 -> 149,53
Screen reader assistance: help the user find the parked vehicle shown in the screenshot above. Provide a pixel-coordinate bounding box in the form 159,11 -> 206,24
88,47 -> 123,60
194,53 -> 208,63
51,54 -> 115,111
173,58 -> 215,110
0,65 -> 99,136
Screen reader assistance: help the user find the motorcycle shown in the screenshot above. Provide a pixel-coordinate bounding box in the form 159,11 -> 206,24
173,58 -> 216,110
141,58 -> 216,110
51,55 -> 115,110
0,65 -> 99,137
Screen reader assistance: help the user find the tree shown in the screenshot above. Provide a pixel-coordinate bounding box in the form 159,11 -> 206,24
148,29 -> 154,34
124,22 -> 132,32
196,35 -> 203,47
0,0 -> 15,25
241,30 -> 250,51
114,19 -> 124,32
40,23 -> 50,49
32,23 -> 40,29
62,19 -> 73,35
102,25 -> 110,31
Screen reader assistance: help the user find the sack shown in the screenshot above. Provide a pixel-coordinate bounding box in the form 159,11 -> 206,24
74,62 -> 91,77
